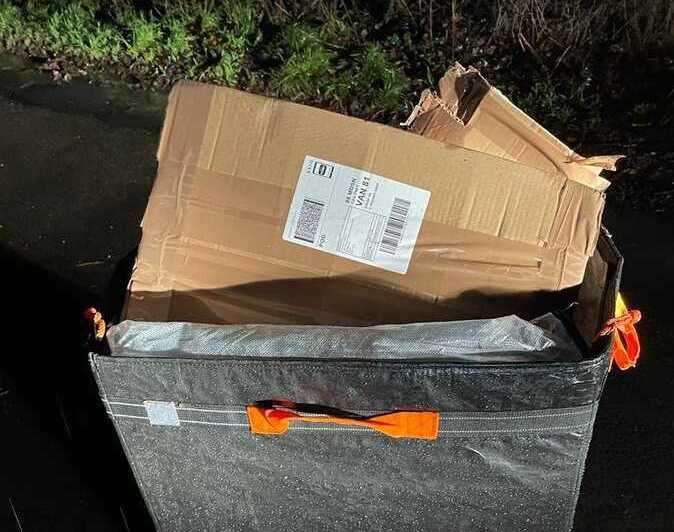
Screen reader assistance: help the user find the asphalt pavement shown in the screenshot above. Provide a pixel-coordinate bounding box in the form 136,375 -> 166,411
0,54 -> 672,531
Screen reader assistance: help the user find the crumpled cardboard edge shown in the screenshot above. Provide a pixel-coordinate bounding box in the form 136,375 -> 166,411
404,62 -> 624,192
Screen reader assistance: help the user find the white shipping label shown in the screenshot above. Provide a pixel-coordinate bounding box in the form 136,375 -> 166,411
283,156 -> 431,274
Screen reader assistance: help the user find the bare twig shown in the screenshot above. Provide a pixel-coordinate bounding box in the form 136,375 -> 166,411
552,45 -> 571,73
76,260 -> 105,268
120,506 -> 131,532
517,31 -> 547,70
451,0 -> 457,62
428,0 -> 433,41
8,498 -> 23,532
56,395 -> 72,440
397,0 -> 414,19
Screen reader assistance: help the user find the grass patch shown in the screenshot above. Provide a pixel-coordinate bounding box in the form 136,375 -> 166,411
46,3 -> 122,60
0,2 -> 23,47
271,24 -> 334,99
164,16 -> 192,63
0,1 -> 411,120
204,1 -> 260,86
355,44 -> 409,113
0,0 -> 670,126
122,11 -> 162,63
0,1 -> 412,119
269,22 -> 407,114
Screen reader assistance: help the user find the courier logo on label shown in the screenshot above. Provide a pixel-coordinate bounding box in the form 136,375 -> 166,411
312,161 -> 334,178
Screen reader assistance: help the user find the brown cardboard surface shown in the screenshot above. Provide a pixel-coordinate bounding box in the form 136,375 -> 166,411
126,82 -> 604,325
407,63 -> 623,192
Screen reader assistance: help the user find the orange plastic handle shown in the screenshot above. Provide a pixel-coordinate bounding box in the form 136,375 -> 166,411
247,403 -> 439,440
597,293 -> 641,371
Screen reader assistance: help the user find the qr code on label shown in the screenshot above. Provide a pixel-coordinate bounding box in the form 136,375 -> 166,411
294,199 -> 324,243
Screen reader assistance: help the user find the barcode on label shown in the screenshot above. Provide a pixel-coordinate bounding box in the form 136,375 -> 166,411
294,199 -> 324,243
380,198 -> 411,255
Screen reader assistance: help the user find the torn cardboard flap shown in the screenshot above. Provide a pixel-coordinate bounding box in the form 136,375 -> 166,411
126,82 -> 605,325
408,63 -> 623,192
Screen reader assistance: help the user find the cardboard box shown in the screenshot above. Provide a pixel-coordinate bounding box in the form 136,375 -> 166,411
125,82 -> 605,325
405,63 -> 623,192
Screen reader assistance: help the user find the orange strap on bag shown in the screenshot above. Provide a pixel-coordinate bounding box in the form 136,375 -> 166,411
247,402 -> 439,440
597,293 -> 641,371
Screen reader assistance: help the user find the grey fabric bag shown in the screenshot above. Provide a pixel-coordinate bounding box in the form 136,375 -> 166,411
90,232 -> 621,532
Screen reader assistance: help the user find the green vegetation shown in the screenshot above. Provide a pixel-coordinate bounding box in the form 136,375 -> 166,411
0,2 -> 22,47
0,0 -> 672,124
123,11 -> 162,63
355,45 -> 409,114
271,24 -> 334,99
0,0 -> 411,119
205,1 -> 260,86
269,24 -> 408,114
0,0 -> 265,83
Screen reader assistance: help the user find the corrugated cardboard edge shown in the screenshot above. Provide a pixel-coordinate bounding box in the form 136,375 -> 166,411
125,81 -> 211,319
405,63 -> 624,192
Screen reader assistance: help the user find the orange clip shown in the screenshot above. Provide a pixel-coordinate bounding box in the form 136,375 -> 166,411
84,307 -> 106,340
597,294 -> 641,371
247,402 -> 439,440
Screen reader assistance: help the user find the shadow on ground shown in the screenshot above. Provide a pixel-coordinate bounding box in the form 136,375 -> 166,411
0,245 -> 151,531
574,209 -> 674,531
0,59 -> 159,531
